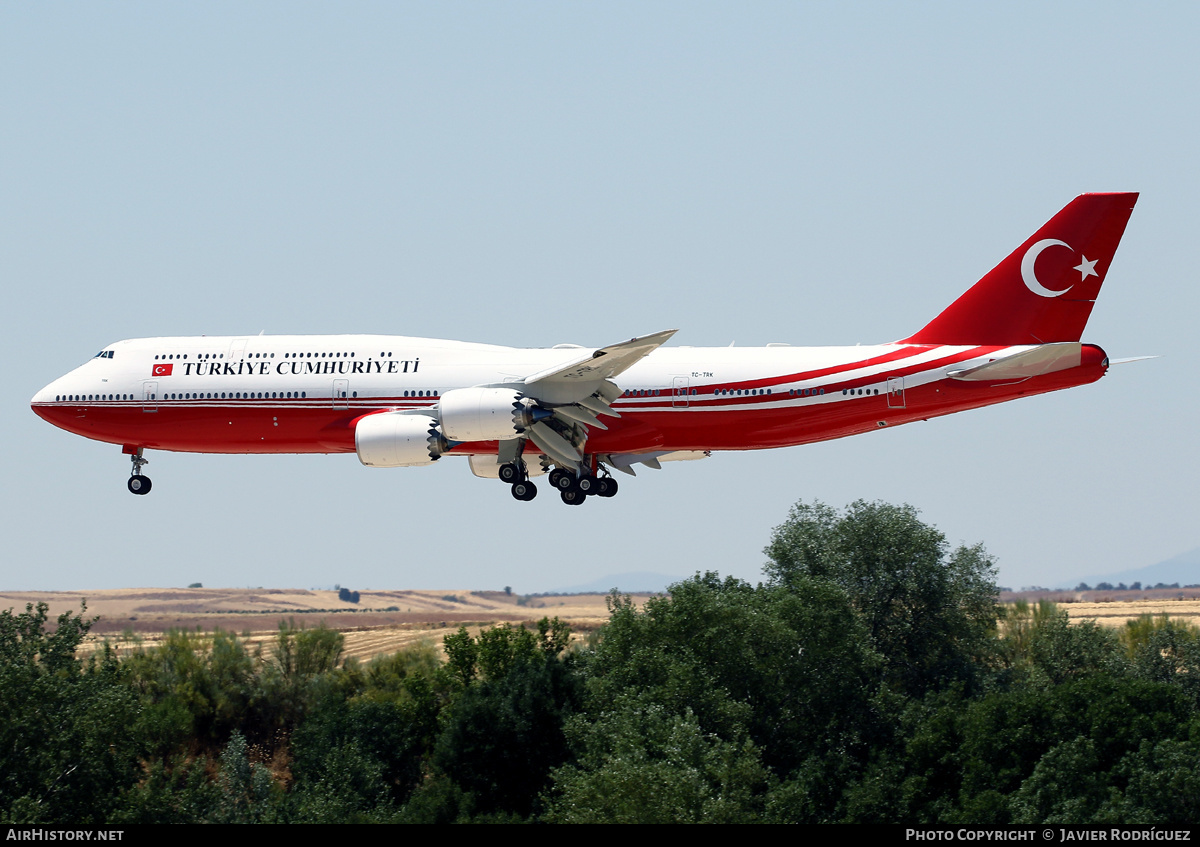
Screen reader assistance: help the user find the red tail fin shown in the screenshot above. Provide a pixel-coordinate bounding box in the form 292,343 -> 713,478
903,193 -> 1138,346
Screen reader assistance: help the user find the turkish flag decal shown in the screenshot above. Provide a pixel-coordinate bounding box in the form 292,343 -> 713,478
152,363 -> 173,377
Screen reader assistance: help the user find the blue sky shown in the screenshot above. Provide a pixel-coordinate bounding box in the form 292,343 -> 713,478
3,3 -> 1195,593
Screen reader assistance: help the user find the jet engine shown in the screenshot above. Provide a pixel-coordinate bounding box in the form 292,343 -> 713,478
436,387 -> 550,442
355,412 -> 445,467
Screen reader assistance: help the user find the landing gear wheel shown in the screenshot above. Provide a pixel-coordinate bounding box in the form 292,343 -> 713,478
499,463 -> 522,484
560,488 -> 585,506
550,469 -> 577,492
127,476 -> 152,495
576,475 -> 598,496
596,477 -> 618,498
549,468 -> 572,490
511,480 -> 537,501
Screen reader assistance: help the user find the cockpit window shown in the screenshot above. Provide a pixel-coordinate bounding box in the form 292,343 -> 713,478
93,351 -> 114,359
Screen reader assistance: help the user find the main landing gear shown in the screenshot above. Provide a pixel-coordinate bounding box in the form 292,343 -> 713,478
126,447 -> 152,495
501,457 -> 619,505
501,462 -> 538,501
546,466 -> 618,506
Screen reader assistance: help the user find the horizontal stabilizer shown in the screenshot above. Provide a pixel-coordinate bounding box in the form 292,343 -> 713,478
946,343 -> 1081,382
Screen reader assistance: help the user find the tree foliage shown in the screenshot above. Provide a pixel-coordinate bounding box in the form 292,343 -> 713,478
545,702 -> 772,823
580,573 -> 879,774
430,617 -> 579,819
0,604 -> 142,824
764,499 -> 999,695
6,498 -> 1199,824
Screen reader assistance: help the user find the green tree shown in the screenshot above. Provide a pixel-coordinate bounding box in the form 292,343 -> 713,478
1121,615 -> 1200,702
1026,611 -> 1127,686
244,620 -> 346,741
997,599 -> 1062,671
553,573 -> 882,822
426,618 -> 579,819
1104,738 -> 1200,824
288,649 -> 442,819
545,701 -> 772,823
1009,737 -> 1109,824
272,619 -> 343,677
110,756 -> 220,824
442,617 -> 571,688
951,676 -> 1187,820
0,603 -> 142,824
120,628 -> 259,756
208,731 -> 280,823
584,574 -> 879,774
764,500 -> 999,695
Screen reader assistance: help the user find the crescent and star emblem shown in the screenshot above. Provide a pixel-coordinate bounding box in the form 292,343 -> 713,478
1021,239 -> 1101,298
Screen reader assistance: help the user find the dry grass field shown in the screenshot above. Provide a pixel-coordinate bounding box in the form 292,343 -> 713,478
5,587 -> 1198,664
0,587 -> 653,663
1002,588 -> 1200,629
1056,599 -> 1200,629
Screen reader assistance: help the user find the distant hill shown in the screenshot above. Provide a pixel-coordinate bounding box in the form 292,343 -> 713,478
1063,546 -> 1200,589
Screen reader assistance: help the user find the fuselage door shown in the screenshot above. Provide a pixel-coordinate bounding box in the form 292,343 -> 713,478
887,377 -> 905,409
333,379 -> 349,409
672,376 -> 690,408
228,338 -> 247,361
142,381 -> 158,412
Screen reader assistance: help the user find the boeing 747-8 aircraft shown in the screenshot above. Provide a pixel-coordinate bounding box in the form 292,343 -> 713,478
32,193 -> 1138,505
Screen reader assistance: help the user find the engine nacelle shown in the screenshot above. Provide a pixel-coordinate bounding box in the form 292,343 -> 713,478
438,387 -> 534,442
355,412 -> 443,467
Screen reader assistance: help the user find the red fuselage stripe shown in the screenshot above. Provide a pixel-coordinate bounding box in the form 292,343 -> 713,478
31,350 -> 1107,456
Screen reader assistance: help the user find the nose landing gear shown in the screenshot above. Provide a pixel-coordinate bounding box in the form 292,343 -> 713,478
126,447 -> 152,495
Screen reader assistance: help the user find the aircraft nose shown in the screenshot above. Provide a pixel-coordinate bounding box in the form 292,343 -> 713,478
31,375 -> 67,407
31,381 -> 60,428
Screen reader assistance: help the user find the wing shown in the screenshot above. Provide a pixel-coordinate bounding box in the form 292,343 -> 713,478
521,329 -> 677,405
483,330 -> 677,474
